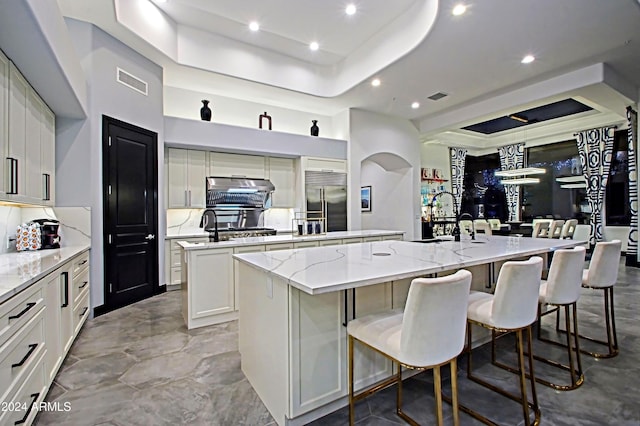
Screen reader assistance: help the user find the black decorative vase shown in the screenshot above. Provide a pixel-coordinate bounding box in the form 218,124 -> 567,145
310,120 -> 319,136
200,100 -> 212,121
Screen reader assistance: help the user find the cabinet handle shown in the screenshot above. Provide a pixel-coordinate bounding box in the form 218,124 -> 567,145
79,280 -> 89,289
14,393 -> 39,425
185,190 -> 188,206
188,190 -> 192,206
7,157 -> 18,194
79,306 -> 88,317
61,271 -> 69,308
8,302 -> 36,320
78,259 -> 88,266
12,343 -> 38,368
42,173 -> 50,200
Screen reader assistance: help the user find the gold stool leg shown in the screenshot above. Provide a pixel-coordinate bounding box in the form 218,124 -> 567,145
450,358 -> 460,426
434,365 -> 444,426
516,329 -> 531,426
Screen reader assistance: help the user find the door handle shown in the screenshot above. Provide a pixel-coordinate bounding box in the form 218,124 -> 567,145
144,234 -> 155,240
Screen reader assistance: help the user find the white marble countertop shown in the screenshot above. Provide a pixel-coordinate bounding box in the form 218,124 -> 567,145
176,230 -> 405,250
0,245 -> 91,304
233,235 -> 584,295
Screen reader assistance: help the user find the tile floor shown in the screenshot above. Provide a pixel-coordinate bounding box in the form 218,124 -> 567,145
36,259 -> 639,425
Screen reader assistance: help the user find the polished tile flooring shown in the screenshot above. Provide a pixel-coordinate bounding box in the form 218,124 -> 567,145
36,260 -> 639,425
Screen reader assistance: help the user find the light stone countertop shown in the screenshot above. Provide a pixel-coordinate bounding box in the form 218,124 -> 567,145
233,235 -> 584,295
176,230 -> 405,250
0,245 -> 91,304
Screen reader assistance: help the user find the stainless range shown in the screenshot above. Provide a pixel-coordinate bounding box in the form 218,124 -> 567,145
209,227 -> 277,241
200,177 -> 277,241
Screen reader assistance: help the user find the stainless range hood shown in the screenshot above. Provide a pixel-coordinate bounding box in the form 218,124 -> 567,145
206,177 -> 275,208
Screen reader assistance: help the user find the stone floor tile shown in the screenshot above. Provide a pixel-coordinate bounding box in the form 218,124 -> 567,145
118,351 -> 202,389
55,352 -> 137,391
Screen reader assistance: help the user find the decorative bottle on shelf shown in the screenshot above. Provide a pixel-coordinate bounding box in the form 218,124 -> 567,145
259,111 -> 272,130
200,100 -> 212,121
310,120 -> 319,136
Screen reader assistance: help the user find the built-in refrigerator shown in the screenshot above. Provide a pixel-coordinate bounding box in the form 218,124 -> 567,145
305,171 -> 347,232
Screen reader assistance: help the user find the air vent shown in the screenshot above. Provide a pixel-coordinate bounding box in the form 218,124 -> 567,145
428,92 -> 448,101
116,67 -> 148,96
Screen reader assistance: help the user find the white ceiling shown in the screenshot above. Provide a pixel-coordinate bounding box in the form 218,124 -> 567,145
57,0 -> 640,149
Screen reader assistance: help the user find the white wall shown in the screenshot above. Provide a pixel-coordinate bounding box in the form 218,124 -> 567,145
59,19 -> 165,309
164,86 -> 336,138
348,109 -> 421,239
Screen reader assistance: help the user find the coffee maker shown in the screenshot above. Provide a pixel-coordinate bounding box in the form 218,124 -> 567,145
33,219 -> 61,249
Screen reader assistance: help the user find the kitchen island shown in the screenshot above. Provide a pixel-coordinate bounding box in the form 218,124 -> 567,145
177,230 -> 404,329
233,235 -> 583,426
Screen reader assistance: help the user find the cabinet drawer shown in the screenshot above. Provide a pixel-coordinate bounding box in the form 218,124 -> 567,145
72,268 -> 90,306
0,283 -> 44,347
73,289 -> 90,336
170,267 -> 182,285
0,308 -> 45,402
72,252 -> 90,277
171,238 -> 207,251
0,348 -> 46,426
171,249 -> 183,267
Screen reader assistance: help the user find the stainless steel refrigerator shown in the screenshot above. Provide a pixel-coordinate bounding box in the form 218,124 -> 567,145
305,171 -> 347,232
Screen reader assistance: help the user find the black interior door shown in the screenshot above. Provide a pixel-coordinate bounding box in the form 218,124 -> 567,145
102,116 -> 159,313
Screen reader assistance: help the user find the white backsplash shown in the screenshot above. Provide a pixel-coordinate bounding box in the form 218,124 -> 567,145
0,205 -> 91,254
167,207 -> 294,235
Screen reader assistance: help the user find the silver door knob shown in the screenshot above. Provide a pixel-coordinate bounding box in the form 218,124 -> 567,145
144,234 -> 155,240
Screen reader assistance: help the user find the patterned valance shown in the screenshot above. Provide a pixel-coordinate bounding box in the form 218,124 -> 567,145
626,107 -> 638,266
498,143 -> 525,222
575,126 -> 615,247
450,148 -> 468,215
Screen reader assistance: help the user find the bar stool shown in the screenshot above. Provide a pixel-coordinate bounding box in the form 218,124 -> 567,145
531,221 -> 550,238
548,220 -> 565,239
464,256 -> 543,426
561,219 -> 578,239
530,247 -> 586,390
474,221 -> 492,235
347,270 -> 472,426
559,240 -> 621,358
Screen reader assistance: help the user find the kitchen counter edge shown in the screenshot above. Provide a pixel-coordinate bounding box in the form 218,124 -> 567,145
0,245 -> 91,304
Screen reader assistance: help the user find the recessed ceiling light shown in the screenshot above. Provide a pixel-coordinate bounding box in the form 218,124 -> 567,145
452,4 -> 466,16
521,55 -> 535,64
309,41 -> 319,51
346,4 -> 357,15
249,21 -> 260,32
371,78 -> 381,87
411,102 -> 420,109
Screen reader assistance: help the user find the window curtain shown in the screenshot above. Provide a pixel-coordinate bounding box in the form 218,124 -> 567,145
575,126 -> 615,247
449,148 -> 467,214
498,143 -> 525,222
627,107 -> 638,266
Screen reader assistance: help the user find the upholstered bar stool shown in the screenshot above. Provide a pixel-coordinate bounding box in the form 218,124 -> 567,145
464,257 -> 543,426
530,247 -> 586,390
560,240 -> 622,358
347,270 -> 472,426
531,221 -> 550,238
548,220 -> 565,239
474,221 -> 492,236
561,219 -> 578,239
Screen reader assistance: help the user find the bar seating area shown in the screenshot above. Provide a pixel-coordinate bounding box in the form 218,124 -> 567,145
344,239 -> 626,425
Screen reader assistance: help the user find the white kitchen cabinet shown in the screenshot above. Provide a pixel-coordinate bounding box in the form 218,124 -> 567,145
7,62 -> 27,200
40,105 -> 55,205
301,156 -> 347,173
266,242 -> 294,251
362,236 -> 382,242
293,241 -> 319,249
181,247 -> 235,329
6,60 -> 55,205
43,270 -> 62,383
233,245 -> 265,311
166,148 -> 206,208
209,152 -> 266,179
267,157 -> 295,207
58,264 -> 74,355
318,239 -> 343,246
0,50 -> 8,198
342,238 -> 363,244
165,237 -> 208,287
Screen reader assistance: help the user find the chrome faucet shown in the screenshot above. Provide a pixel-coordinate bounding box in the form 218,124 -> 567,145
430,191 -> 461,242
199,208 -> 220,242
459,212 -> 475,240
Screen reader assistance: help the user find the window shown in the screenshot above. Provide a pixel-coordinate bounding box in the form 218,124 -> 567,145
527,140 -> 587,222
461,153 -> 507,220
605,130 -> 630,226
